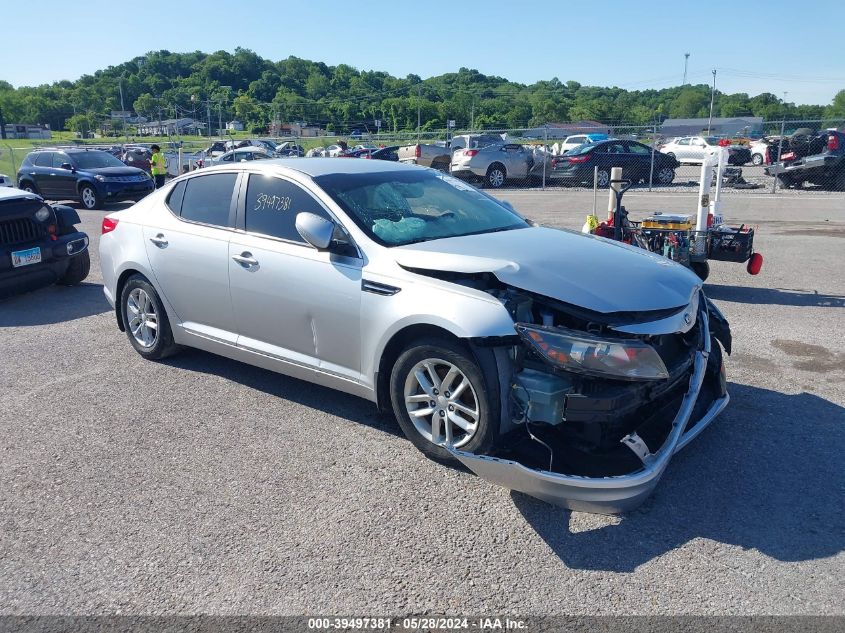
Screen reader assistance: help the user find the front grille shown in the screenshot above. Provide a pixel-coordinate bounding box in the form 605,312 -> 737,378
0,218 -> 45,246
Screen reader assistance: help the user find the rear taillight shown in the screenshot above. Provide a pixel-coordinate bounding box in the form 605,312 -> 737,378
829,134 -> 840,151
102,217 -> 119,234
415,145 -> 421,158
551,158 -> 558,167
567,154 -> 591,163
465,149 -> 479,157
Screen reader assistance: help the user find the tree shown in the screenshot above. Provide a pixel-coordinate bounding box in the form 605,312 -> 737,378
825,89 -> 845,119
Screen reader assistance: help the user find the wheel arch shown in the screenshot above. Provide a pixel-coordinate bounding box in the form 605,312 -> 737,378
374,323 -> 505,416
113,267 -> 176,333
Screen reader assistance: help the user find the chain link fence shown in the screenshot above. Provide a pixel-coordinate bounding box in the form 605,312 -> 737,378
2,118 -> 843,199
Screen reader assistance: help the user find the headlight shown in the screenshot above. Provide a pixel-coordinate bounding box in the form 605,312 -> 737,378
95,175 -> 106,182
516,324 -> 669,381
34,206 -> 50,222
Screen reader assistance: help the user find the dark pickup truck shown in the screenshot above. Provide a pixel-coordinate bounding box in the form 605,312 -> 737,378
765,129 -> 845,190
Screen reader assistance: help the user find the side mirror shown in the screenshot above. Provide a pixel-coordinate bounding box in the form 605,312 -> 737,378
61,163 -> 74,170
295,212 -> 335,250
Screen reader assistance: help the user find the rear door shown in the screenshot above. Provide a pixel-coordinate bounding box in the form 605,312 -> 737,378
500,144 -> 530,178
690,137 -> 707,162
674,137 -> 691,161
30,152 -> 55,196
603,141 -> 632,179
142,172 -> 240,343
623,141 -> 654,181
51,152 -> 78,200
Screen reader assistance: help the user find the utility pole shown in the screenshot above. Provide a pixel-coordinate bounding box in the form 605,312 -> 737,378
706,69 -> 717,135
207,100 -> 212,138
471,100 -> 475,130
683,53 -> 690,85
417,86 -> 421,143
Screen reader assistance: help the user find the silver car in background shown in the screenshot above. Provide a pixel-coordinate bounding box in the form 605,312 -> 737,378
450,142 -> 543,188
99,159 -> 731,513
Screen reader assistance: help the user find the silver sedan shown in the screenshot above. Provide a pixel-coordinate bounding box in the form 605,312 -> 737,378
99,159 -> 731,513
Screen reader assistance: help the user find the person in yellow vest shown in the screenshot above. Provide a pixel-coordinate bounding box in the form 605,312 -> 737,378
150,144 -> 167,189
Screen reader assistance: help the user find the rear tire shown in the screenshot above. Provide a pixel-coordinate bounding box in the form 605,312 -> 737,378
20,181 -> 39,195
656,166 -> 675,185
389,338 -> 497,463
57,250 -> 90,286
119,274 -> 180,360
751,153 -> 763,166
596,168 -> 610,188
485,163 -> 506,188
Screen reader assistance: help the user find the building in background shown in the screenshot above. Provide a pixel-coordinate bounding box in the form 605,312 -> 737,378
225,120 -> 244,132
270,121 -> 326,137
136,118 -> 205,136
660,117 -> 764,137
526,120 -> 611,139
3,124 -> 52,139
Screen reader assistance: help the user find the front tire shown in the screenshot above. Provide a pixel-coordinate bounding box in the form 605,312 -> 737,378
57,250 -> 90,286
79,184 -> 102,210
485,163 -> 506,188
596,168 -> 610,188
119,274 -> 179,360
389,338 -> 497,462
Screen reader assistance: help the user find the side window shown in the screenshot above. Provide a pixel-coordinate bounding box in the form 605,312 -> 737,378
677,138 -> 690,146
167,180 -> 187,214
34,152 -> 53,167
245,174 -> 331,243
221,153 -> 234,162
53,153 -> 71,168
626,143 -> 651,155
606,142 -> 627,154
180,173 -> 237,227
569,136 -> 584,145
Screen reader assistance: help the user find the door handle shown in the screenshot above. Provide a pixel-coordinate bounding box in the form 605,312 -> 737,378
231,252 -> 259,267
149,234 -> 168,248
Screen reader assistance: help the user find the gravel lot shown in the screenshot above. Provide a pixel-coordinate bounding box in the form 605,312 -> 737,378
1,188 -> 843,616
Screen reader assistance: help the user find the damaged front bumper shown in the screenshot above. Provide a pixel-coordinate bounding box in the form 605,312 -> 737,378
450,305 -> 729,514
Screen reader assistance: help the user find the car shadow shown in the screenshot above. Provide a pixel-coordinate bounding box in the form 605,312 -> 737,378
162,348 -> 402,439
511,383 -> 845,571
704,283 -> 845,308
0,282 -> 110,326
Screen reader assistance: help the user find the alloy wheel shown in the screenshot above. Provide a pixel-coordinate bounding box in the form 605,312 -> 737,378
658,167 -> 674,184
126,288 -> 158,348
488,168 -> 505,188
403,358 -> 480,448
597,170 -> 610,187
81,187 -> 96,209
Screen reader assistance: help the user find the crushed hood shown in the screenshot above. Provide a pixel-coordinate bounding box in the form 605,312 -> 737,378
393,226 -> 701,314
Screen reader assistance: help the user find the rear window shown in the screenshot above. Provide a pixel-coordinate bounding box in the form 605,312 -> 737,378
179,173 -> 237,227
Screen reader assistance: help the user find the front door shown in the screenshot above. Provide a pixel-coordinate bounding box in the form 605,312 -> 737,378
142,172 -> 240,343
228,172 -> 362,380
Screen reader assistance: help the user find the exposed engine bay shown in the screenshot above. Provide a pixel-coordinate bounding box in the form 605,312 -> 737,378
410,267 -> 731,490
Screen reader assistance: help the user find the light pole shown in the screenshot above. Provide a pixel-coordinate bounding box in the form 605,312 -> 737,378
683,53 -> 690,85
707,69 -> 717,135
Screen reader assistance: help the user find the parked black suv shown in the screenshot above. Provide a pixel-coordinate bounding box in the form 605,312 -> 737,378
17,148 -> 154,209
0,188 -> 90,299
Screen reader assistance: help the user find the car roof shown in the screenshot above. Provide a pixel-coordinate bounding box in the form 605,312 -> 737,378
197,157 -> 424,178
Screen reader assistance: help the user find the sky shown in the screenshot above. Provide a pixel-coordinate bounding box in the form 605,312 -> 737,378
3,0 -> 844,106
